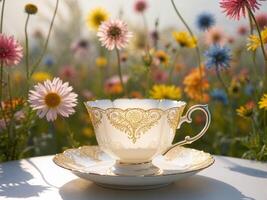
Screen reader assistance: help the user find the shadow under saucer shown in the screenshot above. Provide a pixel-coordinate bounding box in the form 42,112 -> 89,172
59,175 -> 254,200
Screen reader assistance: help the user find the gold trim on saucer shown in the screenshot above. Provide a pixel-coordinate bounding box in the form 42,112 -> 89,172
53,145 -> 215,178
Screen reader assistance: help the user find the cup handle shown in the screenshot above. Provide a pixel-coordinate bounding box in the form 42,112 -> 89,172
162,104 -> 211,155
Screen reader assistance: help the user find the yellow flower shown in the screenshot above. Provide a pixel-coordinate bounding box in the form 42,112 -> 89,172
259,93 -> 267,110
96,57 -> 107,68
155,50 -> 169,65
86,7 -> 109,30
32,72 -> 52,82
247,27 -> 267,51
183,66 -> 210,102
172,31 -> 197,48
236,101 -> 255,118
229,80 -> 241,96
150,84 -> 181,100
247,35 -> 260,51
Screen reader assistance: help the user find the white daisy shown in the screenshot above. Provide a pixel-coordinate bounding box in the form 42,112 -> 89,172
28,77 -> 78,121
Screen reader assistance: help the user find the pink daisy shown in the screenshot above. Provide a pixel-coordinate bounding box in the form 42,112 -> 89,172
0,34 -> 23,66
220,0 -> 263,20
97,19 -> 132,51
134,0 -> 148,13
28,77 -> 78,122
205,27 -> 226,45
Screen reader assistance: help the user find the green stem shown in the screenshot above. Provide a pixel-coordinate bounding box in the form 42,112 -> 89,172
0,0 -> 6,33
168,51 -> 179,84
251,52 -> 261,98
7,73 -> 16,159
61,118 -> 78,148
153,18 -> 159,50
25,14 -> 30,81
215,67 -> 229,96
171,0 -> 203,99
248,12 -> 254,35
30,0 -> 59,76
0,62 -> 7,125
115,47 -> 126,96
264,110 -> 266,131
250,117 -> 256,135
145,67 -> 151,97
247,6 -> 267,85
216,67 -> 236,154
0,61 -> 3,102
0,61 -> 9,159
142,12 -> 149,51
171,0 -> 193,38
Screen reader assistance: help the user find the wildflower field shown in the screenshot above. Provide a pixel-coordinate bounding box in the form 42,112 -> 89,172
1,0 -> 267,162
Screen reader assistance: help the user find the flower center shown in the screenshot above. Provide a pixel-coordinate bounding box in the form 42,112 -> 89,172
108,26 -> 121,39
45,92 -> 61,108
215,52 -> 226,63
158,55 -> 166,63
212,34 -> 221,42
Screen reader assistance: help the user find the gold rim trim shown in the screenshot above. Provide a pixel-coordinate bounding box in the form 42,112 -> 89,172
53,145 -> 215,178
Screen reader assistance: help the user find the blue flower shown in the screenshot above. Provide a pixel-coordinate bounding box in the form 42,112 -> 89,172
245,84 -> 254,96
43,55 -> 54,67
211,89 -> 228,105
196,12 -> 215,31
204,45 -> 231,70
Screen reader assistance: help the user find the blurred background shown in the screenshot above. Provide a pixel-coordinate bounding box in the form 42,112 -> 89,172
1,0 -> 267,162
7,0 -> 267,38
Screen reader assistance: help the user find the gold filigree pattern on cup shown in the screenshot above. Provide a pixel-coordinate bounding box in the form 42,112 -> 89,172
106,108 -> 163,143
88,107 -> 104,129
166,108 -> 181,132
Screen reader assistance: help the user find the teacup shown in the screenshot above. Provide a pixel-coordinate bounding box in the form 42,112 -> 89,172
85,99 -> 211,176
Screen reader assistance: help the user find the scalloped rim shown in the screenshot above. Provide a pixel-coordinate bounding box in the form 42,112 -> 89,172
84,99 -> 187,111
53,146 -> 215,178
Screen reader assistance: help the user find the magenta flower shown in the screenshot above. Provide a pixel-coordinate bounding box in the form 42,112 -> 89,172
0,34 -> 23,66
28,77 -> 78,122
220,0 -> 263,20
134,0 -> 148,13
97,19 -> 132,51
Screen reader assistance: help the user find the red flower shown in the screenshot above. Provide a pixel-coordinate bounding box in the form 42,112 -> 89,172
134,0 -> 148,13
220,0 -> 263,20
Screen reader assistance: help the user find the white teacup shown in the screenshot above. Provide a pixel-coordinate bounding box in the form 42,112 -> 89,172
85,99 -> 211,175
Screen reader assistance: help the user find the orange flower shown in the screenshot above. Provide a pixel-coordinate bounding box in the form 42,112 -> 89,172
1,98 -> 25,120
183,66 -> 210,102
105,82 -> 123,95
130,91 -> 143,98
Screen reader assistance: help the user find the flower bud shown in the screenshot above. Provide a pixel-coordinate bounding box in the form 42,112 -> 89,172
25,4 -> 38,15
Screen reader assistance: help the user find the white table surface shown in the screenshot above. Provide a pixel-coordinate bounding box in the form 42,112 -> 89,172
0,154 -> 266,200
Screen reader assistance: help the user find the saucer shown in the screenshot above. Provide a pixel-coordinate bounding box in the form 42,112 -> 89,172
53,146 -> 214,190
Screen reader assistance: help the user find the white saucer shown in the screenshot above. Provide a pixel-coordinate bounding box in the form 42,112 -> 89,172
53,146 -> 214,190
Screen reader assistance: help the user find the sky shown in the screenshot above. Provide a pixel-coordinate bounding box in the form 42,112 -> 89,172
4,0 -> 267,38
